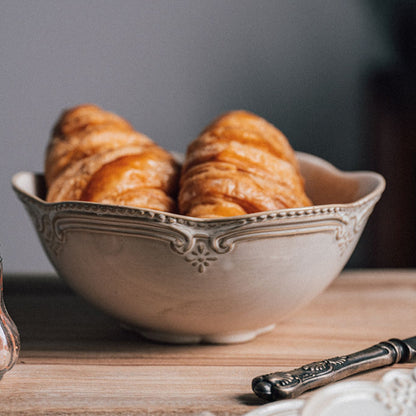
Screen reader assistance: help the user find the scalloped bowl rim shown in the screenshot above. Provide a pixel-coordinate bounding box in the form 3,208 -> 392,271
11,151 -> 386,222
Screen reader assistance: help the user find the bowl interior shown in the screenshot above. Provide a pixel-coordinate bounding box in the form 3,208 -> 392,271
297,152 -> 384,206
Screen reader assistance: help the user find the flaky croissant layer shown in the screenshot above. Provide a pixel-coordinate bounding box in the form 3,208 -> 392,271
44,105 -> 311,217
178,110 -> 312,218
45,104 -> 179,213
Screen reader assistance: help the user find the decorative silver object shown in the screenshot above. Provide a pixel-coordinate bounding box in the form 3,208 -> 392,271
252,336 -> 416,401
246,367 -> 416,416
0,256 -> 19,379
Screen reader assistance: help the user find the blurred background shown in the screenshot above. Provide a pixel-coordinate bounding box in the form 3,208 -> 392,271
1,0 -> 414,273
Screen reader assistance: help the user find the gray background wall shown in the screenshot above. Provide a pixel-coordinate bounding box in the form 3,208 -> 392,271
1,0 -> 393,274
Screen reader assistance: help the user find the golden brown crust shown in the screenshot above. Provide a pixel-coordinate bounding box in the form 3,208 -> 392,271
45,105 -> 179,212
178,110 -> 312,218
45,105 -> 153,187
51,104 -> 133,138
200,110 -> 300,172
80,147 -> 179,212
45,106 -> 310,217
47,146 -> 148,202
186,200 -> 247,218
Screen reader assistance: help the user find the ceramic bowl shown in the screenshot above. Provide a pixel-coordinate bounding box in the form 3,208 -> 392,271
12,152 -> 385,344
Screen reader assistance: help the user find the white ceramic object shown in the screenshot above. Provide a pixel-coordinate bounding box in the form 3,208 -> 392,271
244,367 -> 416,416
12,152 -> 385,344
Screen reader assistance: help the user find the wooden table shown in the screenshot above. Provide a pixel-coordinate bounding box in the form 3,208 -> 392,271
0,269 -> 415,415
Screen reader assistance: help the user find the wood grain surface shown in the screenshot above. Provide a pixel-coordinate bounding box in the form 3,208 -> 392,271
0,269 -> 415,415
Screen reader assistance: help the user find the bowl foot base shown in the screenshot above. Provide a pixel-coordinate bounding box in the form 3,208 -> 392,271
123,324 -> 276,344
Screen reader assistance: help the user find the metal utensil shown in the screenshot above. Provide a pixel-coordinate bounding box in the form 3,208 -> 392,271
252,336 -> 416,401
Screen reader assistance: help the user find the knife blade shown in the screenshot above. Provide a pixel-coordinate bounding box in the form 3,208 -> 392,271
252,336 -> 416,401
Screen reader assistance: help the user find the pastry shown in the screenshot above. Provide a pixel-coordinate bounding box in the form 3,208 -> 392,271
45,104 -> 153,187
178,110 -> 311,218
45,105 -> 179,212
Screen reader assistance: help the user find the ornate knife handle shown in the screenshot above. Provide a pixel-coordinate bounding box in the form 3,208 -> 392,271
252,338 -> 412,401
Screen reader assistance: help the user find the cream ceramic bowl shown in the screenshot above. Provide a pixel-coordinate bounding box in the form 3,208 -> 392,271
12,152 -> 385,344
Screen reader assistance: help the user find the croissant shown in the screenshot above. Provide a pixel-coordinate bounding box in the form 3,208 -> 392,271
178,110 -> 312,218
45,104 -> 154,187
45,104 -> 179,213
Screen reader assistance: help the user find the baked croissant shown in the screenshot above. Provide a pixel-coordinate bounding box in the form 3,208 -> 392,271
178,110 -> 312,218
45,104 -> 154,187
45,104 -> 179,213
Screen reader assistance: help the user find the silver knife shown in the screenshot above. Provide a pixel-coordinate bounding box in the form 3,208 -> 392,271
252,336 -> 416,401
